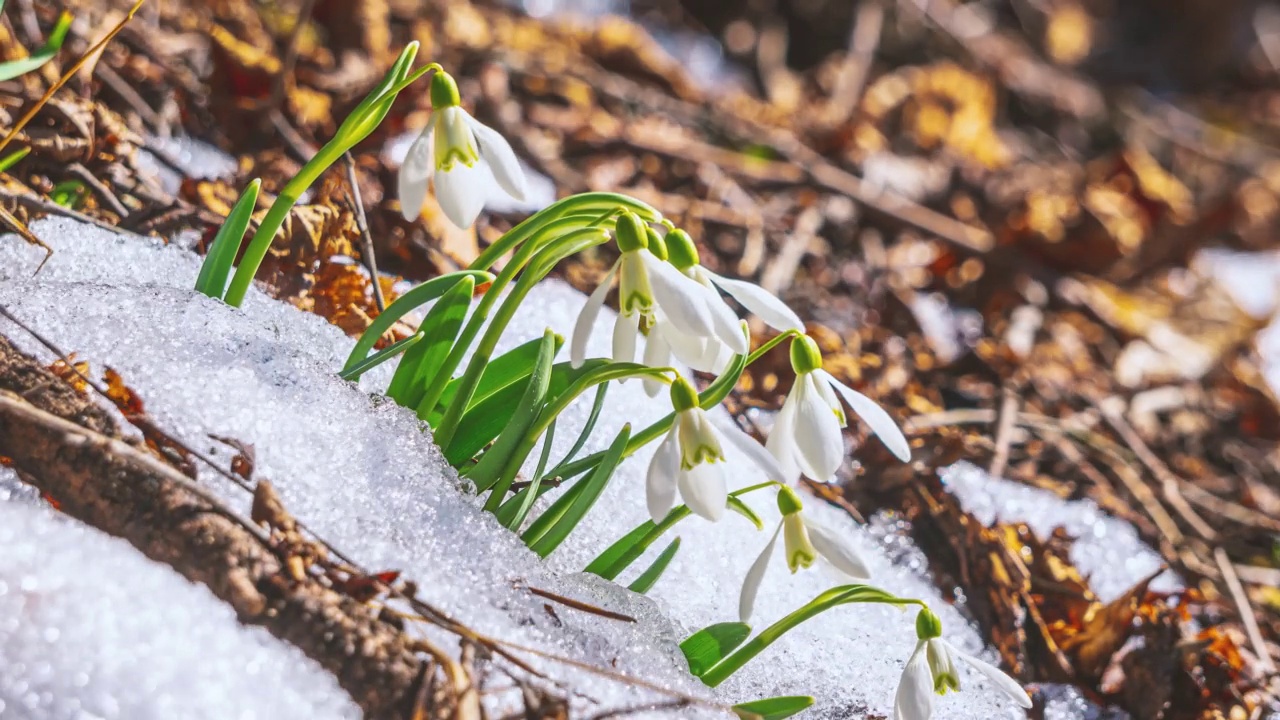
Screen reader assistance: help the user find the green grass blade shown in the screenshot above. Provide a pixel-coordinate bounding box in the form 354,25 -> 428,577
0,11 -> 72,81
527,424 -> 630,558
195,179 -> 261,299
543,382 -> 608,481
627,537 -> 680,594
463,330 -> 555,493
339,331 -> 423,382
680,622 -> 751,678
343,270 -> 491,373
495,419 -> 557,530
429,336 -> 552,420
731,696 -> 815,720
386,275 -> 474,406
0,146 -> 31,174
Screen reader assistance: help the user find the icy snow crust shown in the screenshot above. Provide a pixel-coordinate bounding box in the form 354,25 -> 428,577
0,500 -> 360,720
0,217 -> 1024,719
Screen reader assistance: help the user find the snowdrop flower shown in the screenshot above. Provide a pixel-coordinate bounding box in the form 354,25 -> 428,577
768,334 -> 911,484
399,71 -> 528,229
894,608 -> 1032,720
738,485 -> 872,621
571,213 -> 748,369
647,376 -> 785,523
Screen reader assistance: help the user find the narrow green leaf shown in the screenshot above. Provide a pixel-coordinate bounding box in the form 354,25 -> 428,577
342,270 -> 491,373
727,496 -> 764,530
0,11 -> 72,81
429,335 -> 551,421
731,696 -> 815,720
527,423 -> 630,558
496,419 -> 556,530
583,519 -> 659,579
338,331 -> 422,382
679,622 -> 751,678
626,537 -> 680,594
543,382 -> 608,481
0,146 -> 30,174
464,329 -> 555,494
48,179 -> 84,209
386,275 -> 474,406
195,179 -> 261,299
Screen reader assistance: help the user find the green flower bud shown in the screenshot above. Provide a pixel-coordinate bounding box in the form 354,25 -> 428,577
789,334 -> 823,375
776,485 -> 804,516
915,607 -> 943,641
669,375 -> 700,412
430,71 -> 461,109
664,229 -> 700,270
614,211 -> 649,253
646,226 -> 668,261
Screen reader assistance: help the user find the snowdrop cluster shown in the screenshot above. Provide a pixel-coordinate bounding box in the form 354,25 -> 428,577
376,66 -> 1032,716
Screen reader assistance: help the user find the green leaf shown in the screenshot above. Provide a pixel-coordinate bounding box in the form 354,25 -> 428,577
464,329 -> 555,494
195,179 -> 261,299
727,496 -> 764,530
680,622 -> 751,678
525,424 -> 630,557
342,270 -> 491,373
386,275 -> 474,406
731,696 -> 814,720
495,418 -> 556,530
627,537 -> 679,594
429,335 -> 551,422
338,331 -> 423,382
0,11 -> 72,81
48,179 -> 84,209
543,381 -> 608,481
0,146 -> 30,174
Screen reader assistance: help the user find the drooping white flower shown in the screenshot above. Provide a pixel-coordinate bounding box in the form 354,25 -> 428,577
646,376 -> 785,523
570,213 -> 748,369
399,71 -> 528,229
768,334 -> 911,483
894,609 -> 1032,720
738,486 -> 872,622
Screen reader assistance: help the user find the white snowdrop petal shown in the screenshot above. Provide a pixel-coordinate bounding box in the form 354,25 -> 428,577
950,641 -> 1032,708
612,311 -> 639,364
397,128 -> 434,221
792,374 -> 845,480
738,522 -> 782,622
817,369 -> 912,462
646,429 -> 681,523
705,294 -> 750,355
713,416 -> 787,483
433,161 -> 489,229
678,459 -> 727,522
642,330 -> 671,397
894,642 -> 935,720
804,517 -> 871,580
641,252 -> 717,338
707,270 -> 804,331
570,263 -> 617,368
765,387 -> 803,484
465,114 -> 528,201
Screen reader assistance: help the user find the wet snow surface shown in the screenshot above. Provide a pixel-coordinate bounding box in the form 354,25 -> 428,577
0,216 -> 1179,718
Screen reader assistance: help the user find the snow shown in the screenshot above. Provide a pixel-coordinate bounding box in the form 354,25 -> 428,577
0,216 -> 1030,718
0,499 -> 360,720
941,462 -> 1181,603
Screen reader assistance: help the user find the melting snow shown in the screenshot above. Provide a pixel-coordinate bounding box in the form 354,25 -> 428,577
0,216 -> 1043,718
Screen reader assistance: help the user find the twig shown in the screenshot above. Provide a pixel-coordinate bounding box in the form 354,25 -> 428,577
0,189 -> 149,238
0,204 -> 53,273
269,108 -> 317,164
267,0 -> 319,111
1098,401 -> 1219,542
818,0 -> 884,126
344,151 -> 385,311
95,63 -> 165,130
524,585 -> 637,623
1214,547 -> 1276,674
68,162 -> 131,219
987,386 -> 1018,479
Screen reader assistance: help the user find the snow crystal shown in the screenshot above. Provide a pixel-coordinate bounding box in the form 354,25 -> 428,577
942,462 -> 1181,602
0,217 -> 1026,718
0,500 -> 359,720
